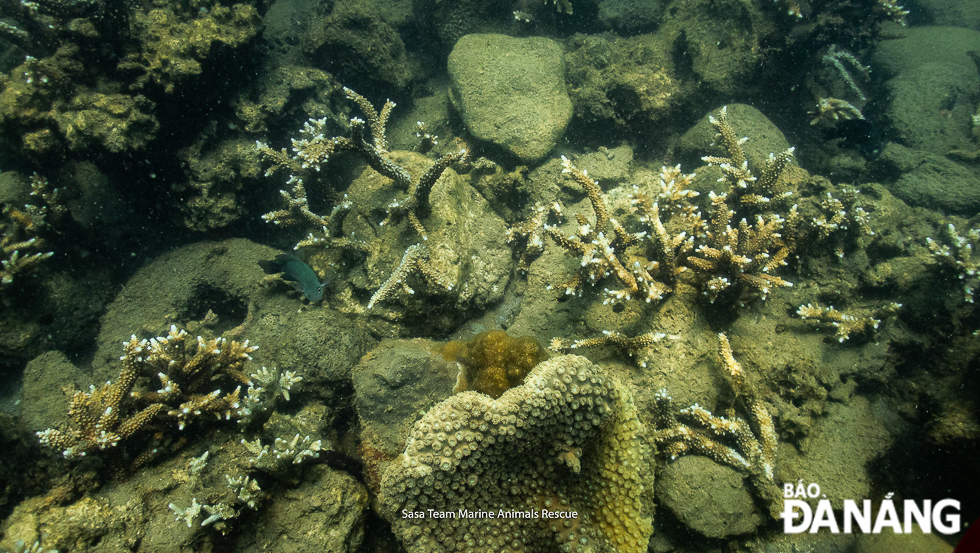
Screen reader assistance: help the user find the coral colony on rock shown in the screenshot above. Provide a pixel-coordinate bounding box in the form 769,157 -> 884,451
0,0 -> 979,550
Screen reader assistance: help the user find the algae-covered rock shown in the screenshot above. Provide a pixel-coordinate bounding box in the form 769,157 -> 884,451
55,91 -> 158,153
351,339 -> 457,470
19,351 -> 87,434
656,455 -> 762,538
174,137 -> 265,232
448,34 -> 572,163
884,62 -> 978,155
876,143 -> 980,214
854,523 -> 955,553
233,65 -> 344,134
564,33 -> 681,139
235,464 -> 368,552
782,397 -> 895,510
302,0 -> 415,94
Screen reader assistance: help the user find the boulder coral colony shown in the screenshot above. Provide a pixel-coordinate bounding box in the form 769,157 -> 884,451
0,0 -> 977,550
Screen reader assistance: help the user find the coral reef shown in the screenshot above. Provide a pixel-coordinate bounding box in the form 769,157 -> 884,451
654,334 -> 781,517
438,329 -> 550,399
684,191 -> 794,304
259,87 -> 511,326
701,106 -> 796,212
379,354 -> 652,552
259,86 -> 468,243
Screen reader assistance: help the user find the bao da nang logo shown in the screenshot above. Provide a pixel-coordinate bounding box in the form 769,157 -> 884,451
780,482 -> 962,535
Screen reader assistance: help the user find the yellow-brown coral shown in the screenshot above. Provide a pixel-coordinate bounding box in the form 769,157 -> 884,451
379,354 -> 652,552
439,329 -> 549,399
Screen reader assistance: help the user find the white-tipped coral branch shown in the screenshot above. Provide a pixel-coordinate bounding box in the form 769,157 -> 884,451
258,86 -> 467,245
550,330 -> 666,368
543,157 -> 694,304
685,192 -> 793,303
796,301 -> 901,342
655,333 -> 780,516
927,223 -> 980,303
367,244 -> 454,309
702,106 -> 796,211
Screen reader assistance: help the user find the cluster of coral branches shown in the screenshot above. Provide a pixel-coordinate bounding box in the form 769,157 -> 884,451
37,326 -> 298,465
257,87 -> 464,308
536,106 -> 798,310
654,333 -> 782,517
1,173 -> 61,289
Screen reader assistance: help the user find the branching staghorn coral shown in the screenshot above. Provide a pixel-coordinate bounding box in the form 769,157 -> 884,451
36,357 -> 165,460
37,326 -> 296,464
654,333 -> 781,517
796,301 -> 901,342
168,472 -> 263,533
367,243 -> 454,309
125,326 -> 255,430
506,201 -> 561,272
874,0 -> 908,25
550,330 -> 667,368
821,45 -> 870,102
241,433 -> 322,475
701,106 -> 796,212
1,173 -> 60,288
809,97 -> 863,126
258,87 -> 468,244
810,188 -> 875,258
543,157 -> 696,305
685,191 -> 794,304
927,223 -> 980,303
237,365 -> 302,424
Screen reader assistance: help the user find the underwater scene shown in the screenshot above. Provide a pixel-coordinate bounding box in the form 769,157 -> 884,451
0,0 -> 978,549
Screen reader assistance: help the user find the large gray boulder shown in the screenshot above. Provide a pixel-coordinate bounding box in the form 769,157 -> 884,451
448,34 -> 572,163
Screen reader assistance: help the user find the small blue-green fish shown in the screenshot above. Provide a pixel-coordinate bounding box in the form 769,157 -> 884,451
258,253 -> 329,302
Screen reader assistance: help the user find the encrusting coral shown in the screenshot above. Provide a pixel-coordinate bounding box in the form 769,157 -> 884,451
654,333 -> 781,517
379,354 -> 652,553
438,329 -> 550,399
